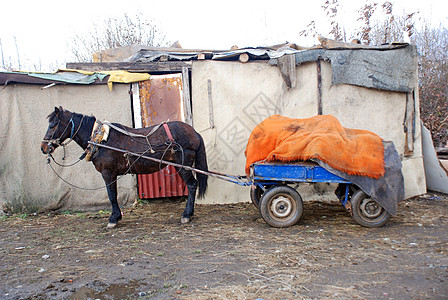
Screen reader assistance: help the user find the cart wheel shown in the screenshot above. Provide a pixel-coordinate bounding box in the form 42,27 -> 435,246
250,185 -> 263,209
350,189 -> 391,228
259,186 -> 303,228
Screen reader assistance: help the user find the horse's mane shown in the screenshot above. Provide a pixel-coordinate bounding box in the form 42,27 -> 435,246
47,111 -> 57,120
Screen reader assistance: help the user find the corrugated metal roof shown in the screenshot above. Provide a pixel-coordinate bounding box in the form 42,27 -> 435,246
120,38 -> 410,64
128,45 -> 305,63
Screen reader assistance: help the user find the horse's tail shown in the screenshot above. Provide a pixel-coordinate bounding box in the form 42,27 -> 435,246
195,133 -> 208,199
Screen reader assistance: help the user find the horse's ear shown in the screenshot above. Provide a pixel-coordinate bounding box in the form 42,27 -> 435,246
54,106 -> 63,115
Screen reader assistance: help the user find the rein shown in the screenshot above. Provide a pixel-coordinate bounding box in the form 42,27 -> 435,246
46,154 -> 116,190
45,142 -> 156,191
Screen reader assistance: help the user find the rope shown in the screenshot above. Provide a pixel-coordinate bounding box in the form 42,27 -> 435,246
46,145 -> 147,191
102,121 -> 167,153
89,142 -> 250,186
48,153 -> 84,167
46,140 -> 173,191
158,141 -> 185,177
47,155 -> 108,191
103,121 -> 165,140
46,116 -> 251,189
101,120 -> 185,176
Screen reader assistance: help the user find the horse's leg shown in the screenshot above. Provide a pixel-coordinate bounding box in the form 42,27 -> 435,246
178,168 -> 198,224
101,170 -> 122,228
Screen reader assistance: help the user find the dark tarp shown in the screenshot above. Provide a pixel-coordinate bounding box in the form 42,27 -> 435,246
291,45 -> 418,93
313,141 -> 405,215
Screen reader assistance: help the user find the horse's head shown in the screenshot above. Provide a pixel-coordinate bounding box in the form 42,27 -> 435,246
41,106 -> 74,155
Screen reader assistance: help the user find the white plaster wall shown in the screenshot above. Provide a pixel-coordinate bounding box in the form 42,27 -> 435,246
191,60 -> 426,204
192,60 -> 326,204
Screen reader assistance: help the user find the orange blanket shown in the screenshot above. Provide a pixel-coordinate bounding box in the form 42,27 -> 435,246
245,115 -> 385,179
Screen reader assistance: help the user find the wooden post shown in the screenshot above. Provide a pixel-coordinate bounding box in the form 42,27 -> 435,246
403,91 -> 415,156
317,59 -> 323,115
207,79 -> 215,129
181,67 -> 193,125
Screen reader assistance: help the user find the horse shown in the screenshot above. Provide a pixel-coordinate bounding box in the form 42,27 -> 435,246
41,106 -> 208,228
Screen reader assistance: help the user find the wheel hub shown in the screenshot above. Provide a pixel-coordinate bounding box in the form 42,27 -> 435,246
271,196 -> 292,218
360,198 -> 382,218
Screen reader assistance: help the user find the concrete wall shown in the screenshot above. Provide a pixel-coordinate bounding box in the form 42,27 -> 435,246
191,60 -> 425,204
0,83 -> 137,213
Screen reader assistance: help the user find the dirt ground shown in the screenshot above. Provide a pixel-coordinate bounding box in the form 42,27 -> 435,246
1,192 -> 447,300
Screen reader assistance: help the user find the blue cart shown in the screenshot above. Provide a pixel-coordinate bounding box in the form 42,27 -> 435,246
245,162 -> 391,228
89,142 -> 391,228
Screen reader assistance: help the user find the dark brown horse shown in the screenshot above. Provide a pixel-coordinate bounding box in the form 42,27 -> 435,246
41,107 -> 208,228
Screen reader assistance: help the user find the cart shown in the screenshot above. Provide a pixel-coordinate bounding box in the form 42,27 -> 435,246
89,141 -> 392,228
247,161 -> 391,228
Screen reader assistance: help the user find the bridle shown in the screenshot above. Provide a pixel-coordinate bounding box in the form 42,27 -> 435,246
42,114 -> 85,154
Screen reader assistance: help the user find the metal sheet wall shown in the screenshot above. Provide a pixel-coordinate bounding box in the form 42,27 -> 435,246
138,166 -> 187,198
136,74 -> 189,199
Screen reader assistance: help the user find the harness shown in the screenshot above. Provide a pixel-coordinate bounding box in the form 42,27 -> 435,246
84,120 -> 175,161
46,118 -> 188,190
84,120 -> 111,161
163,123 -> 174,143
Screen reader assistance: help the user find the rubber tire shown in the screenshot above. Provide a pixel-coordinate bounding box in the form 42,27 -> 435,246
350,189 -> 391,228
250,185 -> 263,209
259,185 -> 303,228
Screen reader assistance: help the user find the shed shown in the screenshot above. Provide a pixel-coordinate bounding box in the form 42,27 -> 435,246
0,38 -> 428,212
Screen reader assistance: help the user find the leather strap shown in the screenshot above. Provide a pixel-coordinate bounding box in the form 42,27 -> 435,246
163,123 -> 174,143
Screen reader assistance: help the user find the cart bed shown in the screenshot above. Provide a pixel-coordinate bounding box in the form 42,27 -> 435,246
251,162 -> 350,184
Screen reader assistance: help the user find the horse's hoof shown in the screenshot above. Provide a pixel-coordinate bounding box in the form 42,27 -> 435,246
107,222 -> 117,229
181,217 -> 190,224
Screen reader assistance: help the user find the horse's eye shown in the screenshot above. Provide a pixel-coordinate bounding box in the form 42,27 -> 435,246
49,122 -> 57,129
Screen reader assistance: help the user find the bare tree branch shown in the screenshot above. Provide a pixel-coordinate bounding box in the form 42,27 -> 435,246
69,13 -> 170,63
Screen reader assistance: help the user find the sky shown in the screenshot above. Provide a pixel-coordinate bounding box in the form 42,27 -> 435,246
0,0 -> 447,72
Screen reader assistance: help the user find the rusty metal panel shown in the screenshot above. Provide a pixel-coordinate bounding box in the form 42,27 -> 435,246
138,166 -> 187,198
137,74 -> 188,199
139,75 -> 184,126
